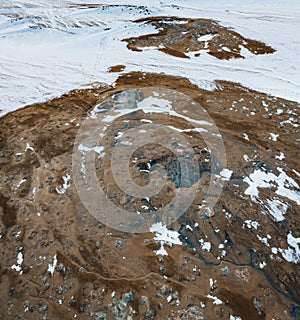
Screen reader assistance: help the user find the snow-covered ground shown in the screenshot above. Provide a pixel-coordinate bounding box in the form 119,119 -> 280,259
0,0 -> 299,116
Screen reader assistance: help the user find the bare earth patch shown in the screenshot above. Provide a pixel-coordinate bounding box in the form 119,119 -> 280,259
123,16 -> 276,60
108,65 -> 126,73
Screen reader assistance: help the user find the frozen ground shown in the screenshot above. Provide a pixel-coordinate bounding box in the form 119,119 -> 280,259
0,0 -> 299,116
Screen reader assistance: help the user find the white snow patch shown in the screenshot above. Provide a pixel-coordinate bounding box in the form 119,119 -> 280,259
207,294 -> 223,305
269,133 -> 279,141
186,224 -> 193,231
243,220 -> 259,230
116,131 -> 124,139
280,118 -> 299,128
275,152 -> 285,160
16,179 -> 27,189
198,34 -> 214,42
11,252 -> 23,273
78,144 -> 105,159
292,169 -> 300,178
281,232 -> 300,264
56,174 -> 71,194
264,198 -> 289,222
276,108 -> 284,115
220,168 -> 233,181
243,133 -> 249,141
167,125 -> 208,134
155,242 -> 168,256
243,155 -> 250,162
209,278 -> 217,289
271,247 -> 278,254
25,143 -> 34,152
199,239 -> 211,252
48,254 -> 57,276
150,222 -> 182,256
257,234 -> 270,247
259,261 -> 267,269
137,97 -> 212,127
244,168 -> 300,205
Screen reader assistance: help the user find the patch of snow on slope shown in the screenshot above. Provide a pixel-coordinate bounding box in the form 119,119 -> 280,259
229,316 -> 242,320
243,220 -> 259,229
199,239 -> 211,252
48,254 -> 57,276
281,232 -> 300,264
219,168 -> 233,181
56,174 -> 71,194
207,294 -> 223,305
150,222 -> 182,256
11,251 -> 23,274
244,168 -> 300,205
275,152 -> 285,160
264,198 -> 289,222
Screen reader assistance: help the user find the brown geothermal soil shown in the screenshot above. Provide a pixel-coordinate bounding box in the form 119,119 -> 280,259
0,71 -> 299,320
123,17 -> 276,60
